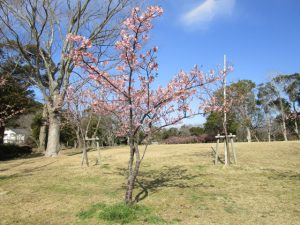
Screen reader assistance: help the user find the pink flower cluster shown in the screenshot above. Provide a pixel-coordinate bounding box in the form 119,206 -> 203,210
66,34 -> 92,48
65,6 -> 223,138
115,6 -> 163,70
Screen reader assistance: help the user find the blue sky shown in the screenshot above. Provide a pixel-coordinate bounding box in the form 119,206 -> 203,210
150,0 -> 300,84
147,0 -> 300,125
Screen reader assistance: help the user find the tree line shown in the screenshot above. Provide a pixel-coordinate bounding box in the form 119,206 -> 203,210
204,76 -> 300,142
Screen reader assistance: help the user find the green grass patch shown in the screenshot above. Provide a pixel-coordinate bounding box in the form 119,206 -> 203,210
78,202 -> 163,224
99,203 -> 148,224
78,203 -> 106,219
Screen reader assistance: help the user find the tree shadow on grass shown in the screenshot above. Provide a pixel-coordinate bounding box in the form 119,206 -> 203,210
0,153 -> 48,172
0,145 -> 43,161
20,152 -> 44,159
0,172 -> 35,181
0,160 -> 58,181
117,165 -> 213,203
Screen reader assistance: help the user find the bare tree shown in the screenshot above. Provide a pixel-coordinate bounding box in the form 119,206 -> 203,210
0,0 -> 133,156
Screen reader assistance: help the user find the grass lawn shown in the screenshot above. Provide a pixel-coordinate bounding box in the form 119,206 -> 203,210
0,142 -> 299,224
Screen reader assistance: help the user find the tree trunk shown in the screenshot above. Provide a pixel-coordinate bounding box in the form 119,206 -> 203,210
107,133 -> 115,146
125,142 -> 141,204
91,116 -> 101,147
223,126 -> 230,164
45,111 -> 61,157
279,98 -> 288,141
294,119 -> 300,140
246,127 -> 251,142
267,114 -> 271,142
76,127 -> 83,149
0,125 -> 5,144
81,141 -> 89,166
282,119 -> 288,141
39,105 -> 48,152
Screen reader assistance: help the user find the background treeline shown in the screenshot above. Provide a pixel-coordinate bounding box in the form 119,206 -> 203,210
31,73 -> 300,146
1,40 -> 299,146
2,64 -> 299,147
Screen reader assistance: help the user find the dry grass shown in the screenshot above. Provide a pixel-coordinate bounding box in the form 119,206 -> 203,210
0,142 -> 299,224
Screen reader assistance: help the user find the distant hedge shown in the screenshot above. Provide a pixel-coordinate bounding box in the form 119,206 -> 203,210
164,134 -> 215,144
0,144 -> 32,160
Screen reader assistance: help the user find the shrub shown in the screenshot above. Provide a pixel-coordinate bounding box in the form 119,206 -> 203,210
163,134 -> 215,144
197,134 -> 216,143
0,144 -> 32,160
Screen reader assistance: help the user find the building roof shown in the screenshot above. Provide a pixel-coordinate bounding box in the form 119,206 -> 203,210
5,128 -> 28,135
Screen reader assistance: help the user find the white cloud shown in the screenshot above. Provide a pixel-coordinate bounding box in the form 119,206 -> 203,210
181,0 -> 236,27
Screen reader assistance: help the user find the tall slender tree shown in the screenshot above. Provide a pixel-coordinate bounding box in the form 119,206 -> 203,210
257,82 -> 275,142
275,73 -> 300,139
228,80 -> 257,142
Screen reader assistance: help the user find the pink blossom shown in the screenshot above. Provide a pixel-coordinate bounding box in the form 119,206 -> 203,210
65,6 -> 223,138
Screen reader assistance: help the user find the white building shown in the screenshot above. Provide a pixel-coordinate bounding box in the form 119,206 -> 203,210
4,128 -> 27,144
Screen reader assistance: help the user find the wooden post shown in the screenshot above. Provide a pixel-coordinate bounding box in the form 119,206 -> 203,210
214,133 -> 236,166
96,140 -> 101,165
223,55 -> 230,166
223,55 -> 227,134
224,138 -> 228,165
215,134 -> 220,164
230,133 -> 237,164
85,136 -> 101,166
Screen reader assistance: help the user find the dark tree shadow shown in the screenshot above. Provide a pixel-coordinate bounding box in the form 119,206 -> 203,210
0,160 -> 58,180
0,145 -> 40,161
116,165 -> 212,203
0,159 -> 36,172
18,152 -> 44,159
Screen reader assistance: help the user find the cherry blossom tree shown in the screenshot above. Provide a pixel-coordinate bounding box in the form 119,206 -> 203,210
67,6 -> 223,204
